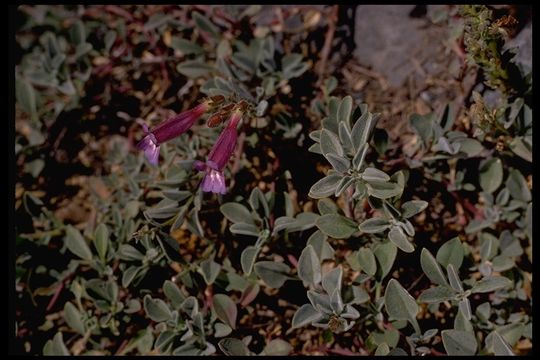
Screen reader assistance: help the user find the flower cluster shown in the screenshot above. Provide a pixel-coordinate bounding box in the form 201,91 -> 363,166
136,97 -> 244,195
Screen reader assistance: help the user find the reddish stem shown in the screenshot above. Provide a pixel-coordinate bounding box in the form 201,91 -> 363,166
287,254 -> 298,268
104,5 -> 135,21
46,273 -> 74,312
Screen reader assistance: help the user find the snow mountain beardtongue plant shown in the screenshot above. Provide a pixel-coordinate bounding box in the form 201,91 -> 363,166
194,107 -> 243,194
136,96 -> 225,165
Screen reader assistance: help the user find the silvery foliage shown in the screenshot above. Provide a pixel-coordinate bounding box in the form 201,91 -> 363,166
290,95 -> 428,342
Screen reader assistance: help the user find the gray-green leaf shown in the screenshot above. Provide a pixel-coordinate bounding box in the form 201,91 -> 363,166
420,248 -> 450,287
65,225 -> 93,261
362,167 -> 390,183
505,169 -> 531,202
291,303 -> 322,329
64,302 -> 85,335
479,158 -> 503,193
358,217 -> 391,233
309,173 -> 343,199
471,276 -> 512,293
388,226 -> 414,253
442,330 -> 477,355
199,258 -> 221,285
297,245 -> 322,286
316,214 -> 358,239
253,261 -> 291,289
94,223 -> 109,262
263,339 -> 292,356
241,246 -> 259,275
436,237 -> 464,269
218,338 -> 250,356
446,264 -> 463,292
374,242 -> 397,279
143,295 -> 172,322
213,294 -> 237,329
321,266 -> 342,296
163,280 -> 186,309
221,203 -> 255,225
418,286 -> 455,303
401,200 -> 428,218
384,279 -> 420,334
43,332 -> 70,355
357,248 -> 377,276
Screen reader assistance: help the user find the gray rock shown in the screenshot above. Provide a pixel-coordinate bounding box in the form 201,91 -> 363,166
354,5 -> 442,87
505,21 -> 532,73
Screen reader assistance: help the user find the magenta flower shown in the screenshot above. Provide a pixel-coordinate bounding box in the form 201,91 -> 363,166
194,110 -> 243,194
137,102 -> 210,165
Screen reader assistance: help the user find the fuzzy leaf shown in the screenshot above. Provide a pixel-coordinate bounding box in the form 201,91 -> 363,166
309,173 -> 343,199
358,217 -> 391,233
436,237 -> 464,269
321,266 -> 342,296
241,246 -> 259,275
254,261 -> 291,288
362,167 -> 390,182
442,330 -> 477,355
63,302 -> 85,335
316,214 -> 358,239
263,339 -> 292,355
163,280 -> 186,309
221,203 -> 255,225
420,248 -> 450,287
218,338 -> 250,356
479,158 -> 503,193
418,286 -> 455,303
200,258 -> 221,285
93,223 -> 109,262
357,248 -> 377,276
388,226 -> 414,253
65,226 -> 93,261
291,304 -> 322,329
401,200 -> 428,218
297,245 -> 322,286
143,295 -> 172,322
384,279 -> 419,333
320,129 -> 343,157
374,242 -> 397,279
471,276 -> 512,293
213,294 -> 237,329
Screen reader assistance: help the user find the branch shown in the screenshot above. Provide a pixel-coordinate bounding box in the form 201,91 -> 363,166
316,5 -> 339,86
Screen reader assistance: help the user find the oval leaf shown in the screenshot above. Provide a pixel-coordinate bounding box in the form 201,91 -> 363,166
357,248 -> 377,276
308,173 -> 343,199
442,330 -> 477,355
471,276 -> 512,294
316,214 -> 358,239
254,261 -> 291,289
213,294 -> 237,330
479,158 -> 503,193
384,279 -> 419,333
388,226 -> 414,253
359,217 -> 391,233
143,295 -> 172,322
291,303 -> 322,329
65,225 -> 93,261
221,203 -> 255,225
297,245 -> 322,286
420,248 -> 450,287
241,246 -> 259,275
436,237 -> 464,269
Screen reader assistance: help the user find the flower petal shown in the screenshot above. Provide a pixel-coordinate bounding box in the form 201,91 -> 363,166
201,169 -> 227,194
136,133 -> 160,165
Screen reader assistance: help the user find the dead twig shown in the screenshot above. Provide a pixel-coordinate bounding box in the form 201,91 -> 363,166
316,5 -> 339,87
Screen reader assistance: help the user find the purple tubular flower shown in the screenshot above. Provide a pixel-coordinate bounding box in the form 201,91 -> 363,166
196,110 -> 242,194
136,102 -> 209,164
